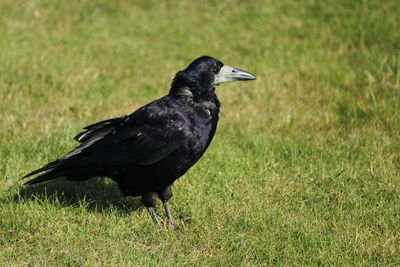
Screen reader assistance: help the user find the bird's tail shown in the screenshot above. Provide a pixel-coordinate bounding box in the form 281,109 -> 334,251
23,169 -> 62,185
21,158 -> 67,185
22,158 -> 109,185
22,159 -> 61,179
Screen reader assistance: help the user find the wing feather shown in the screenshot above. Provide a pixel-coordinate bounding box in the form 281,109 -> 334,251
22,96 -> 183,181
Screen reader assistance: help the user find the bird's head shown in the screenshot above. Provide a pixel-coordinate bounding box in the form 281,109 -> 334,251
170,56 -> 256,100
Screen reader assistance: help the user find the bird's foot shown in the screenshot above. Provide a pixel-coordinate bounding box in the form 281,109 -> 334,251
163,202 -> 177,230
168,221 -> 177,230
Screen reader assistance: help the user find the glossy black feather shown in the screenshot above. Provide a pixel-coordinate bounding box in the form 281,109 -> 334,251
22,56 -> 255,200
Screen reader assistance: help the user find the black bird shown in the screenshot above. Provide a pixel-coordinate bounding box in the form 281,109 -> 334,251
22,56 -> 256,228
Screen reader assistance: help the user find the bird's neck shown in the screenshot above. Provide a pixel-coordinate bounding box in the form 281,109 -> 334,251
169,75 -> 220,106
170,85 -> 219,106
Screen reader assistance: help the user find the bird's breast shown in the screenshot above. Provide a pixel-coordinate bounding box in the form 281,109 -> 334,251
198,100 -> 217,118
182,102 -> 218,157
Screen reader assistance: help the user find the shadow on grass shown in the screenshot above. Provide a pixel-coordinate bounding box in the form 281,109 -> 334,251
14,177 -> 143,215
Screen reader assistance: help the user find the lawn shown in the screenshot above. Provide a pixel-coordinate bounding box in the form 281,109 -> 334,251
0,0 -> 399,265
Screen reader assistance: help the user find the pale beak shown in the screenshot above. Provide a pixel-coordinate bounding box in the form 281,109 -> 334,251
213,65 -> 256,85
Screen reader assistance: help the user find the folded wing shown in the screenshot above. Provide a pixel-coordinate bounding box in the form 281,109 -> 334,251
22,99 -> 182,183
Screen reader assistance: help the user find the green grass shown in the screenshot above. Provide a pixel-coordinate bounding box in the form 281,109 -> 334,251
1,0 -> 399,265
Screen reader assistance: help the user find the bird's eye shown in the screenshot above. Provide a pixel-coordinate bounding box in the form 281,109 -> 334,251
213,67 -> 219,73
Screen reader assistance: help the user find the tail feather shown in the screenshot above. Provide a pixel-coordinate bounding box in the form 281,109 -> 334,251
21,159 -> 63,179
22,157 -> 74,185
23,169 -> 62,185
23,164 -> 110,185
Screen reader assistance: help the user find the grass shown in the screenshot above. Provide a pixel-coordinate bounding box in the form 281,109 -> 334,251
0,0 -> 399,265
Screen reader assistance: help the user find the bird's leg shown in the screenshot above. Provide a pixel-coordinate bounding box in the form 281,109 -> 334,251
142,192 -> 161,227
163,202 -> 176,230
158,186 -> 176,230
147,207 -> 161,226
